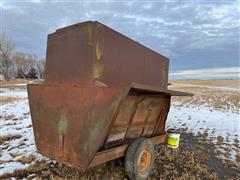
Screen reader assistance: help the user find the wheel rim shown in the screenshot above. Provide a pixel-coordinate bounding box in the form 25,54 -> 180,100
137,147 -> 152,174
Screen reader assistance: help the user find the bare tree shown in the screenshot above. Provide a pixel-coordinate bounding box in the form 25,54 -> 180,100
0,33 -> 45,80
26,54 -> 40,79
14,52 -> 31,78
13,52 -> 45,79
37,59 -> 45,79
0,32 -> 17,80
0,32 -> 15,57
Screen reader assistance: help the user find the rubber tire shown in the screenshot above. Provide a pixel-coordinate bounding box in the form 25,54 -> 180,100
125,138 -> 155,180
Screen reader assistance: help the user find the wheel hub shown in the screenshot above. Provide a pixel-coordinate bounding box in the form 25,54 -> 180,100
137,147 -> 152,174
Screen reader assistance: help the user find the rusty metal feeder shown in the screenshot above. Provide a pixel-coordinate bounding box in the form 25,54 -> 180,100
28,21 -> 192,179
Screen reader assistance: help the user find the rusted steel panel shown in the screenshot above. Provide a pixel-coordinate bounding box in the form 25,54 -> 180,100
28,84 -> 128,170
44,22 -> 95,86
93,22 -> 169,88
104,93 -> 171,148
153,98 -> 171,136
44,21 -> 169,88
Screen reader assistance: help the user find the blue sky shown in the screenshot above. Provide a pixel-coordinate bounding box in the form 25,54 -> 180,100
1,0 -> 239,79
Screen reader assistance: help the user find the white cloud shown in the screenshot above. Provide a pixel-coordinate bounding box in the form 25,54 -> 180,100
170,67 -> 240,80
31,0 -> 41,3
1,1 -> 239,70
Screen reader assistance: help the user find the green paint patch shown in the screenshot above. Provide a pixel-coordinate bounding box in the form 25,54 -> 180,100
97,23 -> 102,28
96,41 -> 102,61
93,63 -> 103,79
58,112 -> 68,134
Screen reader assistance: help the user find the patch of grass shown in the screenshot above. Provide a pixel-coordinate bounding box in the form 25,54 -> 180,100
0,96 -> 21,104
0,114 -> 15,120
23,112 -> 30,116
169,81 -> 240,112
217,136 -> 224,145
0,134 -> 22,145
0,79 -> 29,85
169,80 -> 240,89
0,79 -> 43,85
0,85 -> 26,89
17,155 -> 36,164
235,153 -> 240,162
0,160 -> 49,179
1,132 -> 239,179
10,152 -> 20,158
153,146 -> 218,179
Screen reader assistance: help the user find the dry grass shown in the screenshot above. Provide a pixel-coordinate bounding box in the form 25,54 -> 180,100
0,85 -> 26,89
169,80 -> 240,89
0,134 -> 22,145
153,148 -> 218,179
0,79 -> 29,85
168,81 -> 240,111
0,160 -> 49,179
217,136 -> 224,145
236,153 -> 240,162
0,115 -> 16,121
17,155 -> 36,164
23,112 -> 30,116
1,133 -> 239,179
0,96 -> 21,104
0,79 -> 42,88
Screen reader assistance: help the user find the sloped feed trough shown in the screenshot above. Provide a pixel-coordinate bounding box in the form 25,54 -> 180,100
28,21 -> 193,179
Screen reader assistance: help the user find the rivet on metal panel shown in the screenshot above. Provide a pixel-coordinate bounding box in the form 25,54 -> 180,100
148,105 -> 154,112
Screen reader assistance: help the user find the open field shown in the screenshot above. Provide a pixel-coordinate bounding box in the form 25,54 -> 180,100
169,80 -> 240,113
170,80 -> 239,89
0,79 -> 29,85
0,79 -> 239,179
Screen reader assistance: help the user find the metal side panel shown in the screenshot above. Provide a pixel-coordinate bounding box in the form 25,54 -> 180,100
27,84 -> 127,170
104,93 -> 171,148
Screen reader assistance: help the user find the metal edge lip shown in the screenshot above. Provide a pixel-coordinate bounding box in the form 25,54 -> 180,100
130,82 -> 194,96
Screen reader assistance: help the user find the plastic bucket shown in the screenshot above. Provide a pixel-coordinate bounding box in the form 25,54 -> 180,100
167,129 -> 180,148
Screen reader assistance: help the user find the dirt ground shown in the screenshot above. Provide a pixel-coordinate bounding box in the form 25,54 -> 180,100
0,79 -> 239,179
1,131 -> 239,179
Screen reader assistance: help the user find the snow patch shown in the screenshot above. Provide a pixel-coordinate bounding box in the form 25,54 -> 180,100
167,105 -> 240,161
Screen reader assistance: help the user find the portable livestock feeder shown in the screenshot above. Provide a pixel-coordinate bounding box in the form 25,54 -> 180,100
28,21 -> 193,179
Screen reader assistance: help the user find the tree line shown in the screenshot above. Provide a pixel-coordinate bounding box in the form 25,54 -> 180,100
0,32 -> 45,80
